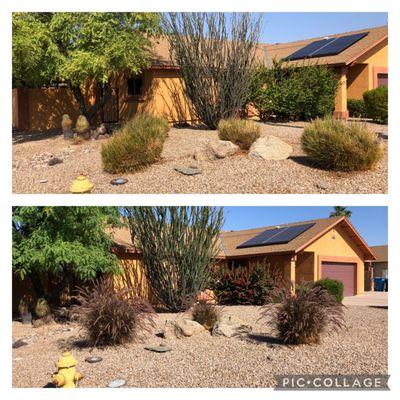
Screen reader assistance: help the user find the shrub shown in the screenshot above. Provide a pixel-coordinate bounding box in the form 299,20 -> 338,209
347,99 -> 366,118
74,278 -> 156,347
363,86 -> 388,123
218,119 -> 260,150
192,300 -> 222,330
248,60 -> 338,121
210,261 -> 282,305
261,283 -> 345,344
314,278 -> 344,303
101,114 -> 169,174
301,117 -> 383,171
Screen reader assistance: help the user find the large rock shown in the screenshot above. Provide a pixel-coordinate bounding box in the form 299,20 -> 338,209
249,135 -> 293,160
212,315 -> 252,338
194,139 -> 239,161
163,319 -> 206,339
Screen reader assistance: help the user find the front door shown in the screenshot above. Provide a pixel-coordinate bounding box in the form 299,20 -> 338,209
101,87 -> 119,123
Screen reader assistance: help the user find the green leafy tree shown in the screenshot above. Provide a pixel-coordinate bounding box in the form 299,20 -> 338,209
12,12 -> 161,122
329,206 -> 352,218
12,206 -> 123,301
124,206 -> 224,312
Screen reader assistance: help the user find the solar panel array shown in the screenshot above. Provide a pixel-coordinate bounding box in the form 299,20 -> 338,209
236,223 -> 315,249
285,32 -> 369,61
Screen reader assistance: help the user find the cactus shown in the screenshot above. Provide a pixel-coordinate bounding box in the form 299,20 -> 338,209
75,115 -> 90,134
35,297 -> 50,318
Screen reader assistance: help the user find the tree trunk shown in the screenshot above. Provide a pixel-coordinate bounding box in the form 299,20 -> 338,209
29,271 -> 45,300
71,83 -> 113,124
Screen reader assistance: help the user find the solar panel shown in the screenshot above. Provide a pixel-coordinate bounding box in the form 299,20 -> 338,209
285,32 -> 369,61
236,223 -> 315,249
312,32 -> 368,57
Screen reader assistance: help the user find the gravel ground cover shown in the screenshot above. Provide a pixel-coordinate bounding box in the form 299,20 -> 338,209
12,121 -> 387,194
12,305 -> 387,388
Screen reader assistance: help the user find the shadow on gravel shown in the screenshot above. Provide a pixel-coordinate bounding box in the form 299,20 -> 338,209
240,333 -> 289,347
13,130 -> 62,144
368,305 -> 388,310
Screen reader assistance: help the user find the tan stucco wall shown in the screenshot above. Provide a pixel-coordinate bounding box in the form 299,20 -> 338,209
347,64 -> 370,99
304,226 -> 365,294
296,251 -> 314,283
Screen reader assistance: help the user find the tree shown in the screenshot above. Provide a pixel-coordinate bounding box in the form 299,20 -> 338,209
329,207 -> 352,219
12,206 -> 123,301
124,206 -> 224,312
12,12 -> 161,123
163,13 -> 261,129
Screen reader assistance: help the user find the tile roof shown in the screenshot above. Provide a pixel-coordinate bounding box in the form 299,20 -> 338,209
149,25 -> 387,69
370,245 -> 388,263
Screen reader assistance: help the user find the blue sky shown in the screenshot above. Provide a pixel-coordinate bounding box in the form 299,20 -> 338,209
259,13 -> 388,43
221,207 -> 387,246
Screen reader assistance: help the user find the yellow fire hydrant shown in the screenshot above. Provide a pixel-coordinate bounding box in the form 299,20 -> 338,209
52,351 -> 83,388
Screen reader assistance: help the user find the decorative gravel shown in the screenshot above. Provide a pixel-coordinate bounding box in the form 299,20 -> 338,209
12,305 -> 387,388
12,121 -> 387,194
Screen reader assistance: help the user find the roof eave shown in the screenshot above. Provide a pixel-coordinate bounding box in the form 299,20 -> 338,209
346,35 -> 388,66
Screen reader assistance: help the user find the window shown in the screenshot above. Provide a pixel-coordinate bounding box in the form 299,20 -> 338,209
377,73 -> 388,87
127,76 -> 143,97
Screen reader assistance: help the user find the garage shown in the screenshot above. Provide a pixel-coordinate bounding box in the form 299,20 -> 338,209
321,261 -> 356,296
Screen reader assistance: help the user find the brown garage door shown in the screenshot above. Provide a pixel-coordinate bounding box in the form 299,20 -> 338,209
321,262 -> 356,296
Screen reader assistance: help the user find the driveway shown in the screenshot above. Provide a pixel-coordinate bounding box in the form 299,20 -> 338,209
343,291 -> 388,307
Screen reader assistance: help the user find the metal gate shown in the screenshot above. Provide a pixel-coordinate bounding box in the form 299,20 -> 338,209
101,87 -> 119,123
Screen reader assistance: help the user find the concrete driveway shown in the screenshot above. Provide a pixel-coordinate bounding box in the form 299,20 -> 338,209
343,291 -> 388,307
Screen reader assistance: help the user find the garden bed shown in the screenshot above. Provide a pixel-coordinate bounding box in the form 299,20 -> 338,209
12,305 -> 387,388
12,121 -> 387,194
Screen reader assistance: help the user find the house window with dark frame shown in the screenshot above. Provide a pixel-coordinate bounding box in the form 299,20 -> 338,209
377,73 -> 388,87
127,76 -> 143,97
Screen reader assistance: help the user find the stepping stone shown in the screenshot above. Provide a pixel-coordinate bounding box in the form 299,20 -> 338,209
85,356 -> 103,363
48,157 -> 63,166
108,379 -> 126,388
110,178 -> 128,185
144,345 -> 172,353
174,166 -> 201,176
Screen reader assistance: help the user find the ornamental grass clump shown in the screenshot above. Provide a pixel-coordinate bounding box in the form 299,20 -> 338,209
301,117 -> 383,172
218,119 -> 260,150
101,113 -> 169,174
192,300 -> 222,331
74,278 -> 156,347
261,282 -> 345,345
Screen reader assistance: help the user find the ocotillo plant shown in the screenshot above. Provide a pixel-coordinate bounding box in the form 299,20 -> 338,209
124,206 -> 224,312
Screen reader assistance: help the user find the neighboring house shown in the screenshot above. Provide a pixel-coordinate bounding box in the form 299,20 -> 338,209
365,244 -> 388,291
12,25 -> 387,132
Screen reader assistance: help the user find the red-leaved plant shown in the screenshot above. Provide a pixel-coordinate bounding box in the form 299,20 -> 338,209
74,277 -> 156,347
260,281 -> 345,345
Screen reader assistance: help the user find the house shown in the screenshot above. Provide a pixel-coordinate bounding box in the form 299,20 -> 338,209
111,216 -> 375,298
12,25 -> 387,132
365,245 -> 388,291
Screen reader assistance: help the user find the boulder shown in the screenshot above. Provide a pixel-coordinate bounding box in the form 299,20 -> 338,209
249,135 -> 293,160
212,315 -> 252,338
209,140 -> 239,159
162,319 -> 206,339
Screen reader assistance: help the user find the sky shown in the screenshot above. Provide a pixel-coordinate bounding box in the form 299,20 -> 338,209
259,12 -> 388,43
221,207 -> 387,246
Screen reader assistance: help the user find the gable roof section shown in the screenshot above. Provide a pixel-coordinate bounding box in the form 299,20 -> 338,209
149,25 -> 387,69
370,245 -> 388,263
217,216 -> 375,261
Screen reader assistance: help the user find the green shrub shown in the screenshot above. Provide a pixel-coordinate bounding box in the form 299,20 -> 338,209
363,86 -> 388,123
261,283 -> 345,344
248,60 -> 339,121
347,99 -> 366,118
101,114 -> 169,174
192,300 -> 222,330
301,117 -> 383,171
314,278 -> 344,303
210,261 -> 282,305
74,278 -> 156,347
218,119 -> 260,150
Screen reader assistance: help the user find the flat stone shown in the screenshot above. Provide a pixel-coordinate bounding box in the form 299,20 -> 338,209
144,345 -> 172,353
110,178 -> 128,185
209,140 -> 239,158
85,356 -> 103,363
174,166 -> 202,176
249,135 -> 293,160
39,179 -> 48,184
108,379 -> 126,388
12,339 -> 28,349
